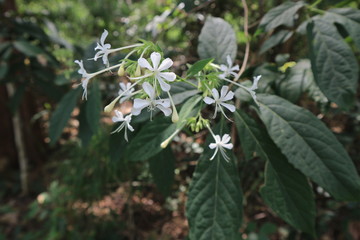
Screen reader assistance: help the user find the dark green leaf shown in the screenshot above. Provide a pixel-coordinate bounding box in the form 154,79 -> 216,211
257,94 -> 360,201
49,87 -> 82,145
307,20 -> 359,109
86,82 -> 102,133
187,121 -> 243,240
260,30 -> 293,54
187,58 -> 214,77
149,147 -> 175,197
78,103 -> 94,146
278,59 -> 310,103
13,41 -> 44,57
127,95 -> 202,161
323,8 -> 360,49
198,16 -> 237,64
169,82 -> 198,105
259,1 -> 305,32
233,111 -> 316,235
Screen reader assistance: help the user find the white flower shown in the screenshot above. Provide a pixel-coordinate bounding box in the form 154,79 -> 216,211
118,82 -> 134,103
209,134 -> 233,161
74,59 -> 91,100
219,55 -> 239,79
204,86 -> 235,119
145,10 -> 171,37
132,82 -> 172,118
94,29 -> 112,66
111,110 -> 134,142
138,52 -> 176,92
248,75 -> 262,102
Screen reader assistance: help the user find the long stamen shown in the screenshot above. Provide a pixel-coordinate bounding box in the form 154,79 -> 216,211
210,147 -> 219,161
111,122 -> 125,134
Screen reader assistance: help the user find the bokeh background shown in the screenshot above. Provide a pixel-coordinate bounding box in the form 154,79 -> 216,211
1,0 -> 360,239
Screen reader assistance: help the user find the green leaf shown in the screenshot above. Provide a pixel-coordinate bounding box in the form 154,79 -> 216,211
149,147 -> 175,197
323,8 -> 360,49
307,20 -> 359,109
78,103 -> 94,146
278,60 -> 310,103
198,16 -> 237,64
86,82 -> 102,133
13,41 -> 44,57
169,82 -> 198,105
187,58 -> 214,77
260,30 -> 293,54
187,120 -> 243,240
257,94 -> 360,201
259,1 -> 305,32
127,95 -> 202,161
234,110 -> 315,235
49,87 -> 81,145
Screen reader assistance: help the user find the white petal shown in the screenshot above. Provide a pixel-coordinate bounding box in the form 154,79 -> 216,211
211,88 -> 219,100
115,110 -> 124,119
102,52 -> 109,65
133,98 -> 150,110
220,65 -> 227,72
220,86 -> 229,99
209,143 -> 217,149
131,107 -> 143,116
155,98 -> 171,108
158,72 -> 176,82
156,77 -> 171,92
158,58 -> 173,71
150,52 -> 161,70
231,65 -> 239,71
221,134 -> 231,143
218,73 -> 226,79
226,55 -> 232,67
222,90 -> 234,102
119,82 -> 126,91
142,82 -> 156,99
100,29 -> 108,45
93,51 -> 102,61
138,58 -> 153,71
203,97 -> 215,105
250,75 -> 261,91
103,43 -> 111,49
222,143 -> 233,150
157,105 -> 172,116
220,102 -> 236,112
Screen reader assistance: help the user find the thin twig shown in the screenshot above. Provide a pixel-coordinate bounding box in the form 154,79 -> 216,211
234,0 -> 250,82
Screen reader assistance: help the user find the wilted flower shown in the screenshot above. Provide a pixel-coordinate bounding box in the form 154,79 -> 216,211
138,52 -> 176,92
94,29 -> 112,66
209,134 -> 233,161
204,86 -> 235,119
111,110 -> 134,142
219,55 -> 239,79
132,82 -> 172,118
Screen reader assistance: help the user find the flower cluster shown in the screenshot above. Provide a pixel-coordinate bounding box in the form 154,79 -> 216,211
74,30 -> 261,160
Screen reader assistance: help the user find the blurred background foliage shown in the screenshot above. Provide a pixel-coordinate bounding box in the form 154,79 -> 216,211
1,0 -> 360,239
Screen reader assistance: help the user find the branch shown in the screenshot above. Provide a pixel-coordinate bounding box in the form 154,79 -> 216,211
234,0 -> 250,81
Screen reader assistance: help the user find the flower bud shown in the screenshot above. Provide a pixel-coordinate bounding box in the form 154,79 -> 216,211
118,63 -> 125,76
134,64 -> 141,77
